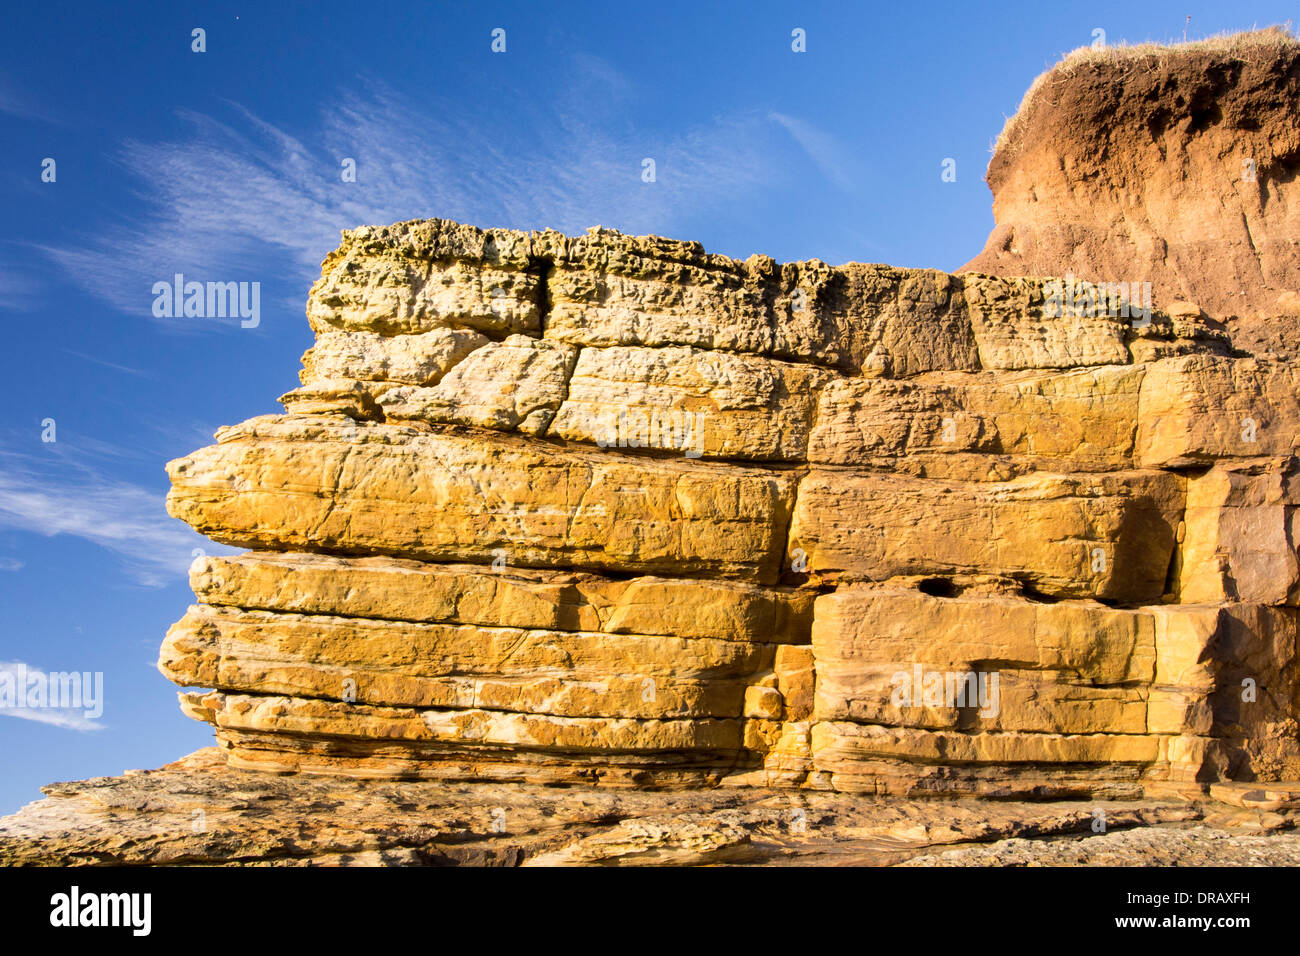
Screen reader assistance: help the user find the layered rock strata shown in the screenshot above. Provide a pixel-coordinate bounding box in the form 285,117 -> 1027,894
158,215 -> 1300,797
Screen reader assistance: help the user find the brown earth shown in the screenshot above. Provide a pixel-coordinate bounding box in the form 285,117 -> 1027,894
962,28 -> 1300,359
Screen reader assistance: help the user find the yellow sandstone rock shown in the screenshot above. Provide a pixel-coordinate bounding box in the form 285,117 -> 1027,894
160,603 -> 774,719
151,214 -> 1300,796
809,366 -> 1142,471
1136,355 -> 1300,466
377,335 -> 576,435
1178,460 -> 1300,605
962,274 -> 1131,370
301,328 -> 489,388
549,345 -> 828,461
190,552 -> 814,642
167,415 -> 796,582
788,469 -> 1183,601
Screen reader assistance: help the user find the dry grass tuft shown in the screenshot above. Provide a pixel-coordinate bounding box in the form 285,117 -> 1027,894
993,26 -> 1299,157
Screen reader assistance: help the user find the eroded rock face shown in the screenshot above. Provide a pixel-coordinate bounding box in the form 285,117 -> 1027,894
963,28 -> 1300,359
144,208 -> 1300,798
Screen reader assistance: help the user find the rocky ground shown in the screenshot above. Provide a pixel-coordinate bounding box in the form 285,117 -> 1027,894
901,825 -> 1300,867
2,748 -> 1298,867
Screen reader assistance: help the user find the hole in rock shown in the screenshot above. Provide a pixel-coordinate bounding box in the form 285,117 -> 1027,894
917,578 -> 962,598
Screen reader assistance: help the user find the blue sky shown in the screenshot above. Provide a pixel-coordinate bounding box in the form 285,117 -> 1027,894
1,0 -> 1293,815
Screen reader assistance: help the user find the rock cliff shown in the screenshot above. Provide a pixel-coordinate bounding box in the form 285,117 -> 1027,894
153,212 -> 1299,800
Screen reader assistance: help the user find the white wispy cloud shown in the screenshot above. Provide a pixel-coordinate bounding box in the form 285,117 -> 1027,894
61,349 -> 151,378
0,75 -> 48,122
42,63 -> 809,316
0,264 -> 43,313
0,444 -> 224,587
0,557 -> 23,571
769,111 -> 865,194
0,661 -> 104,732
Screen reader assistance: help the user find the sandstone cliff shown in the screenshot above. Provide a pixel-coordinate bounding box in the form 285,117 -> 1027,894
149,213 -> 1300,800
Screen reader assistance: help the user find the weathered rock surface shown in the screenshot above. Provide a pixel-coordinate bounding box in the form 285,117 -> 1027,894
898,824 -> 1300,867
549,345 -> 827,461
160,603 -> 772,719
150,203 -> 1300,798
1136,355 -> 1300,466
809,588 -> 1300,795
302,328 -> 490,388
166,415 -> 795,583
788,469 -> 1183,601
1178,459 -> 1300,605
962,275 -> 1132,370
377,336 -> 577,435
191,552 -> 814,642
809,367 -> 1144,471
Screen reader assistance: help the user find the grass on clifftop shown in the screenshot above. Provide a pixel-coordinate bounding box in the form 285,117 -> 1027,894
993,25 -> 1300,157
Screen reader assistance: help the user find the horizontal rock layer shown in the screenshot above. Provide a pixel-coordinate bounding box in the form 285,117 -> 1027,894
192,552 -> 814,642
788,469 -> 1183,602
161,603 -> 774,718
167,415 -> 796,583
